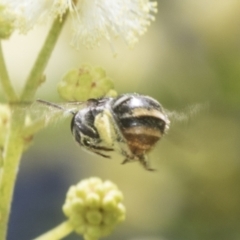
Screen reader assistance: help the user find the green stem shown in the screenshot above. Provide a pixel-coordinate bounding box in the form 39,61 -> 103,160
20,13 -> 68,102
0,10 -> 70,240
0,42 -> 18,102
0,110 -> 24,239
34,221 -> 73,240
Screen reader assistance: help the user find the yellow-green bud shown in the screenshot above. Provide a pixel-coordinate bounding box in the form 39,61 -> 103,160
58,64 -> 116,101
62,177 -> 126,240
105,89 -> 118,98
85,192 -> 101,208
0,104 -> 11,139
102,194 -> 118,211
86,210 -> 102,225
71,198 -> 84,212
0,104 -> 10,163
0,5 -> 14,39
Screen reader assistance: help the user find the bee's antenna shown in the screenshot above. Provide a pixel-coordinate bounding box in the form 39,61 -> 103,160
36,99 -> 75,115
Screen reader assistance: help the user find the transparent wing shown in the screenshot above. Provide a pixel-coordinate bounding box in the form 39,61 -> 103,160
165,102 -> 208,126
9,100 -> 87,137
31,100 -> 87,120
163,102 -> 209,152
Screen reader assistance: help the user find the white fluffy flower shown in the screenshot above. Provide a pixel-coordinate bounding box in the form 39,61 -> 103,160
2,0 -> 157,48
1,0 -> 72,31
71,0 -> 158,48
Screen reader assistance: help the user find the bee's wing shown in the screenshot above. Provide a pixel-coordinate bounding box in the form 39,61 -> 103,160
10,100 -> 87,127
165,102 -> 208,125
28,100 -> 87,121
163,103 -> 208,152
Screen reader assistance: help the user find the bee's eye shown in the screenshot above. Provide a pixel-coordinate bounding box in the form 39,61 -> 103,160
71,107 -> 100,142
83,139 -> 90,147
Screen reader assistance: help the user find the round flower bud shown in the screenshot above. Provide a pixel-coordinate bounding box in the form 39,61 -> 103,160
105,89 -> 118,98
86,210 -> 102,225
0,5 -> 14,39
62,177 -> 126,240
0,104 -> 10,151
58,64 -> 115,101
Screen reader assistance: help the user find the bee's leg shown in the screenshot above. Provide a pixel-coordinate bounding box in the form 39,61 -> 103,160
86,146 -> 113,159
120,150 -> 136,165
121,158 -> 130,165
139,155 -> 155,171
91,150 -> 111,158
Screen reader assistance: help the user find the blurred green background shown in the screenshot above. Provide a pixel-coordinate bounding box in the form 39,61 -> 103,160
1,1 -> 240,240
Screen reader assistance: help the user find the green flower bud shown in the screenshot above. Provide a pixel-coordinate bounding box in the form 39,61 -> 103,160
85,192 -> 101,208
58,64 -> 116,101
71,198 -> 84,212
70,213 -> 86,228
102,194 -> 118,211
105,89 -> 118,98
0,104 -> 10,163
103,180 -> 118,192
86,210 -> 102,225
86,225 -> 102,238
62,177 -> 126,240
0,5 -> 14,39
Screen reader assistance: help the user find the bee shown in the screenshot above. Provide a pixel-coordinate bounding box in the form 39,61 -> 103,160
37,93 -> 170,171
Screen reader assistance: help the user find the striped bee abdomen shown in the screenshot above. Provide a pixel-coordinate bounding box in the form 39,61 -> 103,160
120,114 -> 166,156
120,115 -> 166,133
122,126 -> 162,156
112,94 -> 170,158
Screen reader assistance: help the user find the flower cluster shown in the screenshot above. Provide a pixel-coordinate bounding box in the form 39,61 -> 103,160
0,4 -> 14,39
63,177 -> 126,240
0,0 -> 71,32
2,0 -> 157,48
58,64 -> 116,101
